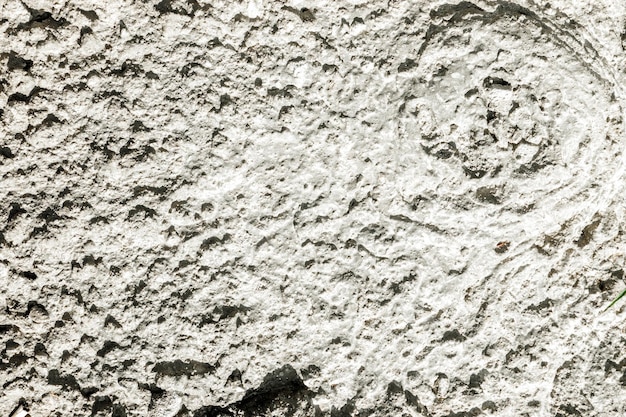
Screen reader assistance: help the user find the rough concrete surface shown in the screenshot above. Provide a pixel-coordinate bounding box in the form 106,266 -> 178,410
2,0 -> 626,415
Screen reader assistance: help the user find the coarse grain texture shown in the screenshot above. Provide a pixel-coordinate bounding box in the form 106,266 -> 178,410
2,0 -> 626,416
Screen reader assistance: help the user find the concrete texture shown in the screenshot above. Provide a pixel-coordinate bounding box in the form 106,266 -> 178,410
2,0 -> 626,416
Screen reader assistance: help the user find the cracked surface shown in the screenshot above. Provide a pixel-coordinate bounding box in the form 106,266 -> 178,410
2,0 -> 626,416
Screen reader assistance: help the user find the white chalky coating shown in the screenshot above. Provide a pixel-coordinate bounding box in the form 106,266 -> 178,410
2,0 -> 626,416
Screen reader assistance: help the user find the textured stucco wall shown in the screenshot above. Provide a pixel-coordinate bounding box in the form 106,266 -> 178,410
3,0 -> 626,416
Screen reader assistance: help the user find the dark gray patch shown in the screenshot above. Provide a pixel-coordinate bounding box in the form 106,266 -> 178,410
469,370 -> 487,389
194,365 -> 318,417
79,9 -> 99,20
19,270 -> 37,280
7,92 -> 30,104
282,6 -> 315,22
42,113 -> 62,127
200,234 -> 231,250
9,353 -> 28,367
575,217 -> 601,248
556,404 -> 583,417
193,406 -> 233,417
155,0 -> 203,17
104,315 -> 122,329
92,396 -> 113,415
112,404 -> 127,417
48,369 -> 81,391
110,60 -> 143,77
97,341 -> 121,357
482,401 -> 497,412
128,205 -> 157,219
0,146 -> 14,158
429,1 -> 484,19
14,7 -> 69,31
483,76 -> 511,89
442,329 -> 467,342
7,87 -> 45,104
463,165 -> 488,179
525,298 -> 554,313
398,58 -> 417,72
152,359 -> 215,377
7,53 -> 33,71
475,186 -> 501,204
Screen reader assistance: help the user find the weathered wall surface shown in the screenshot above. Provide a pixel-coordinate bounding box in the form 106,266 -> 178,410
2,0 -> 626,416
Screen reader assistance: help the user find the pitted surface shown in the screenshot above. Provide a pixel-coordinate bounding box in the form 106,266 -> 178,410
2,1 -> 626,416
